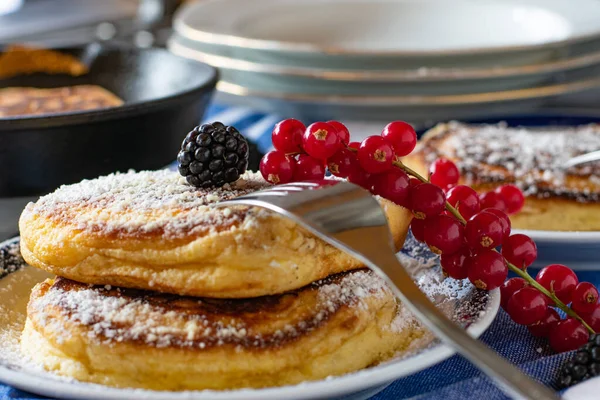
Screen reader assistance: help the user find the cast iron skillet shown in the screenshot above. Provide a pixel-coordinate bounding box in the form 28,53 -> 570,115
0,45 -> 218,197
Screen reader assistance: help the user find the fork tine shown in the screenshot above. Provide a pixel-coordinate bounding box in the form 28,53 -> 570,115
254,182 -> 322,193
278,182 -> 320,187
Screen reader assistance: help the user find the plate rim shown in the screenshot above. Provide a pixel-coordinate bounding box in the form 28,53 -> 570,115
174,0 -> 600,56
0,236 -> 500,400
168,35 -> 600,83
215,77 -> 600,106
513,229 -> 600,243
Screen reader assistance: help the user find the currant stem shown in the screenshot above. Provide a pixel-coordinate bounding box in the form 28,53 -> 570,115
392,160 -> 423,182
392,159 -> 596,334
393,159 -> 467,224
508,263 -> 595,333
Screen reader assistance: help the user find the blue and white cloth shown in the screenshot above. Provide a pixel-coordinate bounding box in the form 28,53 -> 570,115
1,103 -> 595,400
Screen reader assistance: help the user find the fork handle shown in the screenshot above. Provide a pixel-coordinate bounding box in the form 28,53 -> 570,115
369,253 -> 559,400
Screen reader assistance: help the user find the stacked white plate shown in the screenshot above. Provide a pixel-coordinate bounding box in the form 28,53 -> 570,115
168,0 -> 600,122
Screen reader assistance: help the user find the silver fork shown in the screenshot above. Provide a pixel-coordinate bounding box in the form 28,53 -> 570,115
564,150 -> 600,169
215,181 -> 558,400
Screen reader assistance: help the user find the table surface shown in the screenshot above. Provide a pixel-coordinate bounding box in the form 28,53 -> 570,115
0,103 -> 593,400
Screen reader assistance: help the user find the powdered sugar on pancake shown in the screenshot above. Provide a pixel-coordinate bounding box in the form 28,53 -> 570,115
424,122 -> 600,201
22,170 -> 271,239
29,270 -> 393,350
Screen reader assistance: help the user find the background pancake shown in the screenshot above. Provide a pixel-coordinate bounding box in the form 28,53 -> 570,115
0,85 -> 123,117
19,170 -> 412,298
22,271 -> 425,390
405,122 -> 600,231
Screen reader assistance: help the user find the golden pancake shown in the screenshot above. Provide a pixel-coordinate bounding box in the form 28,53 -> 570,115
19,170 -> 411,298
404,122 -> 600,231
22,271 -> 424,390
0,85 -> 123,117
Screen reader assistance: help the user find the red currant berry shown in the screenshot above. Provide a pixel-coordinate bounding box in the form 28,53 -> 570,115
583,304 -> 600,332
410,218 -> 426,242
348,141 -> 360,150
495,184 -> 525,215
302,122 -> 341,160
506,287 -> 549,325
484,208 -> 511,239
424,215 -> 464,254
271,119 -> 305,154
409,178 -> 422,188
293,154 -> 325,181
549,318 -> 589,353
467,250 -> 508,290
440,246 -> 470,280
347,166 -> 371,189
528,307 -> 560,338
465,211 -> 504,250
502,234 -> 537,270
479,191 -> 507,212
429,158 -> 460,188
500,277 -> 528,310
371,169 -> 410,206
442,183 -> 456,194
326,120 -> 350,145
446,185 -> 480,219
357,136 -> 394,173
536,264 -> 578,304
259,151 -> 295,184
409,183 -> 446,219
571,282 -> 599,315
327,148 -> 357,178
381,121 -> 417,157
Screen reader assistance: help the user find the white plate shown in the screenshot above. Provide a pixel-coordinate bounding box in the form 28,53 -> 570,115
174,0 -> 600,55
513,229 -> 600,270
168,35 -> 600,83
0,236 -> 499,400
213,76 -> 600,122
169,37 -> 600,97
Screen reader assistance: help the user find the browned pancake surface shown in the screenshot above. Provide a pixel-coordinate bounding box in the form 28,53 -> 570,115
28,269 -> 389,351
417,122 -> 600,202
22,170 -> 270,242
0,85 -> 123,117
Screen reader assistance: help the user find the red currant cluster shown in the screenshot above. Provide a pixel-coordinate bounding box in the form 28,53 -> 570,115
502,266 -> 600,353
259,118 -> 598,354
259,119 -> 418,202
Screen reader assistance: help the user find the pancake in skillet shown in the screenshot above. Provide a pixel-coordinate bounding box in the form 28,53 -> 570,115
404,122 -> 600,231
22,270 -> 424,390
0,85 -> 123,117
19,170 -> 411,298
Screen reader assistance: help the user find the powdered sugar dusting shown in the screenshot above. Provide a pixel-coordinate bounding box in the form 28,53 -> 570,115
0,241 -> 23,278
22,170 -> 271,239
316,270 -> 391,312
30,270 -> 392,350
425,122 -> 600,201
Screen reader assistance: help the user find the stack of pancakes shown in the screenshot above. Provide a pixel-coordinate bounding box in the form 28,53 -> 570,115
18,170 -> 419,391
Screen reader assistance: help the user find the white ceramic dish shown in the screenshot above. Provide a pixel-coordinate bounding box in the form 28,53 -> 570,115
174,0 -> 600,55
213,76 -> 600,122
168,35 -> 600,83
513,229 -> 600,270
0,236 -> 499,400
169,36 -> 600,96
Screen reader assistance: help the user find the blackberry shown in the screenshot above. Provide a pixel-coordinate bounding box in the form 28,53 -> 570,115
177,122 -> 249,188
559,334 -> 600,388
